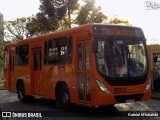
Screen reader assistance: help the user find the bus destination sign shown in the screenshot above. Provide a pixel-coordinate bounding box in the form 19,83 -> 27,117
93,26 -> 144,37
107,28 -> 136,37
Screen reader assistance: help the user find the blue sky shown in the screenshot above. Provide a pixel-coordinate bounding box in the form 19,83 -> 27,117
0,0 -> 160,44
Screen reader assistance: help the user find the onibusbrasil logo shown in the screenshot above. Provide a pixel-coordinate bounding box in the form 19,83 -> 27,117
144,1 -> 160,10
2,112 -> 42,118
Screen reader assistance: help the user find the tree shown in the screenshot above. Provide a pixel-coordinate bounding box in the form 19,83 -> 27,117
1,17 -> 31,73
0,40 -> 4,60
0,40 -> 4,76
26,13 -> 56,36
109,18 -> 130,25
3,17 -> 33,41
27,0 -> 79,36
109,15 -> 131,25
76,0 -> 107,25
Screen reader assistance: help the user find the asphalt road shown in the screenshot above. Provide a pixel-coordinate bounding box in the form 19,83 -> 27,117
0,90 -> 160,120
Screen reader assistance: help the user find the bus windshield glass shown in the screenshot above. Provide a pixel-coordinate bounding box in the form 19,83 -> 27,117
96,38 -> 147,78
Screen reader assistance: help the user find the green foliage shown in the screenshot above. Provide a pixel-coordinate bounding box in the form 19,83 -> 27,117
0,40 -> 4,60
26,13 -> 58,36
109,18 -> 130,25
27,0 -> 79,35
109,15 -> 131,26
3,17 -> 33,41
0,85 -> 4,90
76,0 -> 107,25
0,40 -> 4,74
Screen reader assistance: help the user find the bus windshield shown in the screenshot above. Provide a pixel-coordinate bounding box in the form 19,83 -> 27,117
96,38 -> 147,78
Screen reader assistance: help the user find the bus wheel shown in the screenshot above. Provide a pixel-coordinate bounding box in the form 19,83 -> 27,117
17,82 -> 27,102
56,85 -> 71,110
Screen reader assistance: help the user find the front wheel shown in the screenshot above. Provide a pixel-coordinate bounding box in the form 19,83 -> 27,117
56,85 -> 71,110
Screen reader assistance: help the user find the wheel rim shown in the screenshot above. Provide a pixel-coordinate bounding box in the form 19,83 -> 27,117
19,89 -> 23,99
18,84 -> 24,99
62,92 -> 69,104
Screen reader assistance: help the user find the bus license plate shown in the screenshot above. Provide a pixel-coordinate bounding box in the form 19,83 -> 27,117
125,99 -> 135,103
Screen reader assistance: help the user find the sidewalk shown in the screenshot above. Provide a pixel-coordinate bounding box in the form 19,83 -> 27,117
151,92 -> 160,100
0,80 -> 3,85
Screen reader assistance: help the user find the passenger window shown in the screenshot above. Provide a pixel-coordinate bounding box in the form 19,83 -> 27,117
85,42 -> 90,70
44,41 -> 48,64
4,50 -> 9,68
78,43 -> 83,70
48,37 -> 67,64
68,36 -> 72,64
16,45 -> 29,66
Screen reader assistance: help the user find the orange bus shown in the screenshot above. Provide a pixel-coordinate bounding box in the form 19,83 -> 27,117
4,23 -> 151,109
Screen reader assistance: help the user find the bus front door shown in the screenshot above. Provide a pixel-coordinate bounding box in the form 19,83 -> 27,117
33,48 -> 42,95
77,41 -> 91,103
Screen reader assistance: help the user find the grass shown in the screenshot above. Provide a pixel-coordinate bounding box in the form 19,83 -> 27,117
151,92 -> 160,98
0,80 -> 4,90
0,85 -> 4,90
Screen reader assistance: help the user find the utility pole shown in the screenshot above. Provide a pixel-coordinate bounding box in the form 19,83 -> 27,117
0,12 -> 4,41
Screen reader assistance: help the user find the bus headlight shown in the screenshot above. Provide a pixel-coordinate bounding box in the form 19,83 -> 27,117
96,80 -> 110,94
145,79 -> 151,90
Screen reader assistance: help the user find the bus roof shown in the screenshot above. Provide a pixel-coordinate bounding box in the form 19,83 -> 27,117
4,23 -> 141,48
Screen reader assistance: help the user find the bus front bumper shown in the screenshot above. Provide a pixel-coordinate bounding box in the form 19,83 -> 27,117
92,90 -> 151,106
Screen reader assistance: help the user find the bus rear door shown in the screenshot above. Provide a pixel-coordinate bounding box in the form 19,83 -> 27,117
33,48 -> 42,95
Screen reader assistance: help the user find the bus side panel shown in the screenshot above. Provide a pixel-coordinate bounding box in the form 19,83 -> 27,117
4,68 -> 10,91
15,67 -> 31,95
4,49 -> 11,91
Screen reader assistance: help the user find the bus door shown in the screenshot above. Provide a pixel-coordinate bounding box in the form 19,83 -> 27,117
77,41 -> 91,103
9,52 -> 15,91
33,48 -> 42,95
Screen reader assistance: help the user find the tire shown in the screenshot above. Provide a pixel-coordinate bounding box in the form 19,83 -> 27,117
17,82 -> 27,102
56,85 -> 71,110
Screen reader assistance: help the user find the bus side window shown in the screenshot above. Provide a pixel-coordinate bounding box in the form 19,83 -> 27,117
48,37 -> 67,64
85,42 -> 90,70
16,45 -> 29,66
59,38 -> 67,64
68,36 -> 72,64
4,49 -> 9,68
44,41 -> 48,64
78,44 -> 83,70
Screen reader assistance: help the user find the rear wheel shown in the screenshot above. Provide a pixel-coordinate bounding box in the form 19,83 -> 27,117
17,82 -> 27,102
17,82 -> 35,102
56,85 -> 71,110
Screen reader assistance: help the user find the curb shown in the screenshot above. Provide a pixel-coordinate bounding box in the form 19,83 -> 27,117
151,96 -> 160,100
151,92 -> 160,100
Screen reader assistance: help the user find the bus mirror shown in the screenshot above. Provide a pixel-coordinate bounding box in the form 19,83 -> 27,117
93,40 -> 98,53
